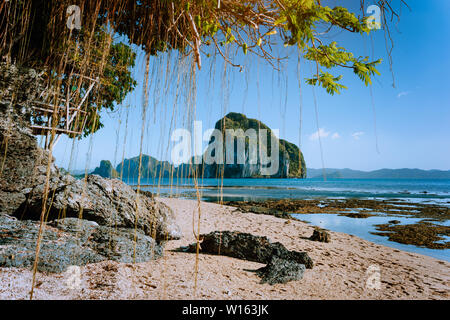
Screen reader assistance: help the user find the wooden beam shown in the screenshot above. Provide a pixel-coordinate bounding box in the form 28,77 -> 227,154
31,103 -> 87,114
31,125 -> 82,135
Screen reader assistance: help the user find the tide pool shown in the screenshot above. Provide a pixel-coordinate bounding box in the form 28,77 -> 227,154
292,213 -> 450,262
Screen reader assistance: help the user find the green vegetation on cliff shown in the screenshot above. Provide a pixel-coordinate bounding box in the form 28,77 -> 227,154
116,155 -> 174,179
91,113 -> 306,180
207,112 -> 306,178
91,160 -> 119,179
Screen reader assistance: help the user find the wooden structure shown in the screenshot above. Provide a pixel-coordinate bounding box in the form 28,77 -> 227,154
30,74 -> 99,149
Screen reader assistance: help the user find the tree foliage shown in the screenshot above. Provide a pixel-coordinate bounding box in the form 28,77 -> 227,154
0,0 -> 407,137
70,28 -> 137,137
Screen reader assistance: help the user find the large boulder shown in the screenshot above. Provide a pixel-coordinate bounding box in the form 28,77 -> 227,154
256,255 -> 306,285
0,63 -> 181,248
16,174 -> 181,241
0,215 -> 162,273
309,228 -> 331,243
184,231 -> 313,269
182,231 -> 313,285
91,160 -> 119,178
0,63 -> 51,215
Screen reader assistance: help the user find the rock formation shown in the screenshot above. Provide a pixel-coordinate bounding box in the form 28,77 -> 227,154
91,160 -> 119,178
182,231 -> 313,284
0,215 -> 162,272
0,63 -> 181,272
116,154 -> 174,180
256,255 -> 306,285
17,174 -> 181,241
309,228 -> 331,243
0,63 -> 50,215
91,112 -> 307,180
181,113 -> 306,179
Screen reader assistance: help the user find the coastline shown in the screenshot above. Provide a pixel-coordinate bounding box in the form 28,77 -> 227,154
1,197 -> 448,300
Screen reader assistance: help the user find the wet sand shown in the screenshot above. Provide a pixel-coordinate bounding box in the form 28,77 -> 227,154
0,198 -> 449,300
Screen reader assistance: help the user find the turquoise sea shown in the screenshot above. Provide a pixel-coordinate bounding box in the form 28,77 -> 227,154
133,178 -> 450,261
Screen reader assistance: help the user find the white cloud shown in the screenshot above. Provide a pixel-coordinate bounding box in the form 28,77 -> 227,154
331,132 -> 340,140
352,131 -> 365,140
397,91 -> 411,98
309,128 -> 330,141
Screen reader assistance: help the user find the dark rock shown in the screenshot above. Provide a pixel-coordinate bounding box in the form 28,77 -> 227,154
237,205 -> 291,219
0,63 -> 52,216
268,242 -> 314,268
0,64 -> 181,243
309,228 -> 331,243
185,231 -> 313,269
0,214 -> 162,273
388,220 -> 401,224
50,218 -> 163,263
342,212 -> 374,218
18,174 -> 182,241
256,255 -> 306,285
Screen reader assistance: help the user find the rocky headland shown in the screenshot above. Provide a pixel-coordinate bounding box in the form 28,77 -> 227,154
0,63 -> 181,272
89,112 -> 307,180
0,65 -> 312,284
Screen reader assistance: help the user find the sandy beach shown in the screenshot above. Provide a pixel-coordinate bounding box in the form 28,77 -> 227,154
0,197 -> 449,300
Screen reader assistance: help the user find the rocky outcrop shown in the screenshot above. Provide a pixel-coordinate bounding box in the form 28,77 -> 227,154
182,231 -> 313,284
91,160 -> 119,178
17,174 -> 181,241
256,255 -> 306,285
182,113 -> 306,179
0,63 -> 50,215
93,113 -> 307,180
309,228 -> 331,243
0,214 -> 162,273
0,63 -> 182,272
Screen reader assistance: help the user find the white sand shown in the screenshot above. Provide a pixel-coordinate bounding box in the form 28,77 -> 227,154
1,198 -> 449,300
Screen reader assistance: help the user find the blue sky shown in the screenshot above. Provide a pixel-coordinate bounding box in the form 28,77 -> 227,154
52,0 -> 450,172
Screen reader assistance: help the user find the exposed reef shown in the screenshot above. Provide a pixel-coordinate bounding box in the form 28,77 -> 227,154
372,221 -> 450,249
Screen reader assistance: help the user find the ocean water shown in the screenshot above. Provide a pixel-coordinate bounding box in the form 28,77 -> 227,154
134,178 -> 450,261
135,178 -> 450,205
292,214 -> 450,262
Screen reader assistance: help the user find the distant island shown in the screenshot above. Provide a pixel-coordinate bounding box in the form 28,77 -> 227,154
91,160 -> 119,178
89,112 -> 307,179
87,163 -> 450,180
86,112 -> 449,181
306,168 -> 450,179
178,113 -> 307,179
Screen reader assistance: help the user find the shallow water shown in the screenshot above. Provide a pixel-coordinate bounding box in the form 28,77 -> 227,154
137,178 -> 450,206
291,213 -> 450,262
134,178 -> 450,261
